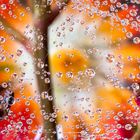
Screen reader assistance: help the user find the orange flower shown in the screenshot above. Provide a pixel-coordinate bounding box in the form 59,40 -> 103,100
115,44 -> 140,82
50,49 -> 89,83
57,86 -> 139,139
82,86 -> 139,139
0,29 -> 22,83
97,19 -> 126,42
0,0 -> 33,34
57,111 -> 82,140
0,84 -> 42,139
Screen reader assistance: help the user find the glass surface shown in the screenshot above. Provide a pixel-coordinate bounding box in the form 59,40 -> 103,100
0,0 -> 140,139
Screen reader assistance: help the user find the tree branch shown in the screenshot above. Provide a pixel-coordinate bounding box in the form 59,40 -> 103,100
33,0 -> 70,139
0,17 -> 33,55
47,0 -> 70,25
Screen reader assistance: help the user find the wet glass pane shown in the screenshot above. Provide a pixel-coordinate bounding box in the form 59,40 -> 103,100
0,0 -> 140,139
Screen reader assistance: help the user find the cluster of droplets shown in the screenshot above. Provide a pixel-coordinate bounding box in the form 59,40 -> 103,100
0,0 -> 140,139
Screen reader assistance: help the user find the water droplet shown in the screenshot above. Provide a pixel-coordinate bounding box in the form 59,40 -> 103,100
37,61 -> 44,69
131,83 -> 139,91
0,36 -> 6,44
9,0 -> 14,4
38,35 -> 43,41
85,68 -> 96,78
16,49 -> 23,56
25,101 -> 30,106
126,32 -> 133,39
66,72 -> 73,78
1,82 -> 8,88
0,96 -> 3,101
106,54 -> 115,63
133,37 -> 140,44
1,4 -> 6,10
0,55 -> 6,62
4,67 -> 10,73
110,0 -> 117,3
130,9 -> 137,17
125,124 -> 132,130
44,78 -> 50,83
63,115 -> 69,122
56,72 -> 63,78
26,119 -> 33,124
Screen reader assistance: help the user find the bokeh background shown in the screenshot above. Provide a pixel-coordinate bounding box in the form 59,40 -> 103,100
0,0 -> 140,140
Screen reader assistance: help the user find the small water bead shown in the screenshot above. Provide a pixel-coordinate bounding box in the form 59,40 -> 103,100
16,49 -> 23,56
66,72 -> 73,78
41,91 -> 48,99
0,24 -> 4,30
38,35 -> 43,41
127,56 -> 133,61
37,61 -> 44,69
116,62 -> 124,69
8,10 -> 12,16
51,113 -> 57,118
110,0 -> 117,3
1,82 -> 8,88
116,124 -> 122,129
25,108 -> 30,112
32,129 -> 38,134
121,4 -> 128,11
73,111 -> 80,117
23,62 -> 27,67
49,118 -> 55,122
9,0 -> 14,4
26,119 -> 33,125
116,2 -> 122,8
44,78 -> 50,84
94,127 -> 101,133
131,83 -> 139,91
136,73 -> 140,79
56,72 -> 63,78
18,78 -> 23,84
69,27 -> 73,32
136,15 -> 140,22
63,115 -> 69,122
126,32 -> 133,39
25,101 -> 30,106
133,37 -> 140,44
121,19 -> 129,26
130,9 -> 137,17
1,4 -> 7,10
20,12 -> 25,17
0,95 -> 3,101
57,32 -> 61,37
48,96 -> 53,101
17,121 -> 23,127
0,36 -> 6,44
7,124 -> 13,131
113,115 -> 120,121
125,124 -> 132,130
94,1 -> 100,7
66,16 -> 70,22
12,73 -> 18,79
106,54 -> 115,63
9,54 -> 14,59
110,5 -> 116,12
117,111 -> 124,117
128,73 -> 135,79
85,68 -> 96,78
0,55 -> 6,62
